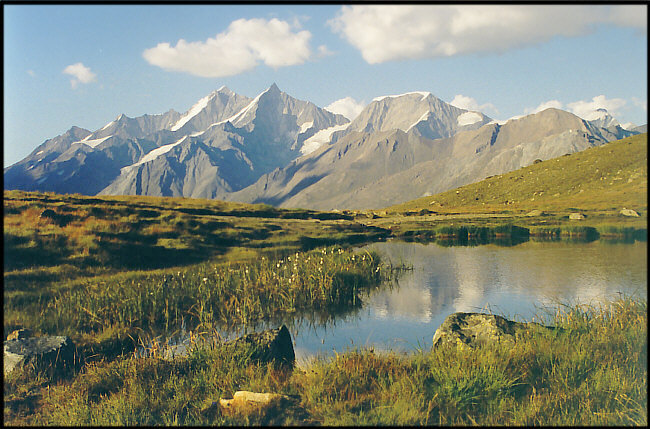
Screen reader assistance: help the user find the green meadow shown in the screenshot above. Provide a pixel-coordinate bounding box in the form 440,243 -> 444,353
4,134 -> 647,425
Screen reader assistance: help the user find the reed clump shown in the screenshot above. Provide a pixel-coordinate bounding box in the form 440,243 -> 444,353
38,247 -> 390,335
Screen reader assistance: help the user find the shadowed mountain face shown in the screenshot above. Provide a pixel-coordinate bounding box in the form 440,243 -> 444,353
5,85 -> 639,208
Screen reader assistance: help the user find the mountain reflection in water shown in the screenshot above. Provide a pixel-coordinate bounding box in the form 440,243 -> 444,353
142,240 -> 646,364
292,240 -> 646,363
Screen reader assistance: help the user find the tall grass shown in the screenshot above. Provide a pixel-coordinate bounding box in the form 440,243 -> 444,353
598,225 -> 648,241
530,225 -> 601,240
38,247 -> 391,335
12,297 -> 645,426
4,189 -> 389,272
295,296 -> 647,426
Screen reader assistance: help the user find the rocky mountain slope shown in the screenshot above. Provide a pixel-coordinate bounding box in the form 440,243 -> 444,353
230,108 -> 636,209
4,85 -> 640,209
5,84 -> 348,199
386,132 -> 647,215
330,91 -> 492,143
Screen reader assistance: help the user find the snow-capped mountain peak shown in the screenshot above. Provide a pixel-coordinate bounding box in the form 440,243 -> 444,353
457,111 -> 484,126
4,84 -> 643,208
225,83 -> 301,128
171,93 -> 218,131
99,119 -> 116,131
585,108 -> 620,129
621,122 -> 638,131
340,90 -> 491,142
227,89 -> 266,127
166,86 -> 253,134
372,91 -> 431,102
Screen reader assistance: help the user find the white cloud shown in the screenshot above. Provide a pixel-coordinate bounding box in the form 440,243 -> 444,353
450,94 -> 498,115
325,96 -> 366,121
63,62 -> 97,89
143,18 -> 312,78
525,99 -> 564,114
606,6 -> 648,32
523,95 -> 634,122
27,69 -> 35,77
631,97 -> 647,112
450,95 -> 479,110
566,95 -> 627,120
317,44 -> 334,58
329,5 -> 646,63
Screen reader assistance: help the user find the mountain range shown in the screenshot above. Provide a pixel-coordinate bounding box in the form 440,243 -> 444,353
4,84 -> 642,209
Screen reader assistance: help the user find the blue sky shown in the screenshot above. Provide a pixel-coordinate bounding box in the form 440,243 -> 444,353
4,4 -> 647,167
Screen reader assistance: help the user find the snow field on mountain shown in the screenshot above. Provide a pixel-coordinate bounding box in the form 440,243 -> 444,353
372,92 -> 431,102
121,136 -> 189,173
171,93 -> 215,131
71,135 -> 112,148
300,123 -> 350,155
457,111 -> 484,126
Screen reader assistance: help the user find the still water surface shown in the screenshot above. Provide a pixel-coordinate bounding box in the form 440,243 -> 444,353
147,240 -> 646,362
291,240 -> 646,363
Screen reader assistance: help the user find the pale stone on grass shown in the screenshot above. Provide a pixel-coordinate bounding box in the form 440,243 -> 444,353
219,391 -> 291,410
619,209 -> 639,217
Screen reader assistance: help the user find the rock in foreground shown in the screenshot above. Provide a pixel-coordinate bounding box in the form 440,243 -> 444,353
208,390 -> 309,425
224,325 -> 295,367
4,333 -> 75,374
432,312 -> 553,349
219,391 -> 294,410
619,208 -> 640,217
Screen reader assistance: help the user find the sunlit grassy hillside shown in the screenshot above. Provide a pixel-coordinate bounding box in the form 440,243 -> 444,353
3,190 -> 386,272
386,133 -> 647,217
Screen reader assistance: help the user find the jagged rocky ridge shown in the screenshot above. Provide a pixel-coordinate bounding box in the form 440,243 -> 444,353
5,84 -> 348,199
4,84 -> 640,209
229,105 -> 637,209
